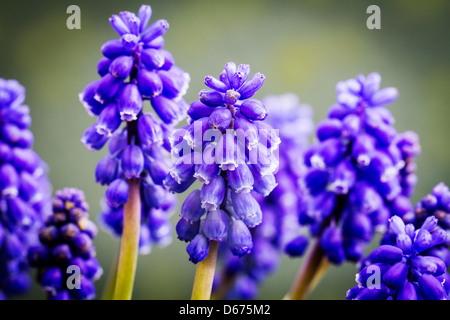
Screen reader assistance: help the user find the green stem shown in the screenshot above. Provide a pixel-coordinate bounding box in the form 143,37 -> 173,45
113,178 -> 141,300
191,241 -> 220,300
284,237 -> 327,300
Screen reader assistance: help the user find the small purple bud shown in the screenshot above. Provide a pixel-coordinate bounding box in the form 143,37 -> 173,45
105,179 -> 129,208
95,154 -> 119,185
208,108 -> 232,131
121,145 -> 144,179
186,234 -> 209,264
142,182 -> 166,208
396,281 -> 418,300
224,62 -> 237,85
138,5 -> 152,33
227,219 -> 253,257
329,158 -> 357,195
118,83 -> 143,121
370,87 -> 399,106
121,33 -> 139,52
200,175 -> 226,211
81,124 -> 109,151
238,73 -> 265,99
187,100 -> 214,120
231,192 -> 262,228
373,245 -> 403,264
118,11 -> 140,36
382,262 -> 409,289
95,102 -> 121,137
418,273 -> 447,300
141,19 -> 169,43
168,152 -> 196,184
412,255 -> 446,277
151,95 -> 183,124
145,158 -> 169,186
40,267 -> 63,292
205,75 -> 228,92
309,137 -> 346,169
342,213 -> 373,241
199,89 -> 223,107
321,226 -> 346,264
79,80 -> 104,116
203,209 -> 229,241
141,48 -> 165,70
0,163 -> 19,196
163,173 -> 196,193
158,49 -> 174,70
227,163 -> 254,194
109,14 -> 130,35
251,172 -> 277,197
219,70 -> 231,89
180,189 -> 205,222
176,217 -> 200,242
351,133 -> 376,166
137,68 -> 163,98
96,73 -> 123,102
144,35 -> 165,49
97,57 -> 112,77
138,113 -> 163,148
72,233 -> 94,258
362,72 -> 382,99
420,215 -> 438,232
52,244 -> 73,264
284,235 -> 309,257
109,55 -> 134,79
101,39 -> 129,59
239,99 -> 267,121
316,118 -> 342,141
389,216 -> 406,235
414,228 -> 433,253
353,284 -> 391,300
193,162 -> 220,185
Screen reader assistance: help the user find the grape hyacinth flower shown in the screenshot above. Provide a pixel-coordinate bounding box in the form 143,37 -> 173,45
212,93 -> 314,299
166,62 -> 278,299
346,216 -> 448,300
0,79 -> 52,299
286,72 -> 420,300
79,5 -> 188,299
382,182 -> 450,279
28,188 -> 102,300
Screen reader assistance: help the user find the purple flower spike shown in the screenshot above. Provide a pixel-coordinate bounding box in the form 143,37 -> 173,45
81,5 -> 189,252
0,78 -> 53,298
348,207 -> 449,300
167,62 -> 280,266
30,188 -> 102,300
300,73 -> 420,264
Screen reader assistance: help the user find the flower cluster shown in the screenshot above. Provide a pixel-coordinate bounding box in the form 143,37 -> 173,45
347,216 -> 449,300
0,79 -> 52,299
384,182 -> 450,266
168,62 -> 280,263
212,93 -> 314,299
79,5 -> 188,252
28,188 -> 102,300
300,72 -> 420,264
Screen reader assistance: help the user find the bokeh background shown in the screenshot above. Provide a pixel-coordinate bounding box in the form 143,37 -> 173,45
0,0 -> 449,300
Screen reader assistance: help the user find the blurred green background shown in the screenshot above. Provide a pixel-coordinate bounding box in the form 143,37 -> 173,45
0,0 -> 449,300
